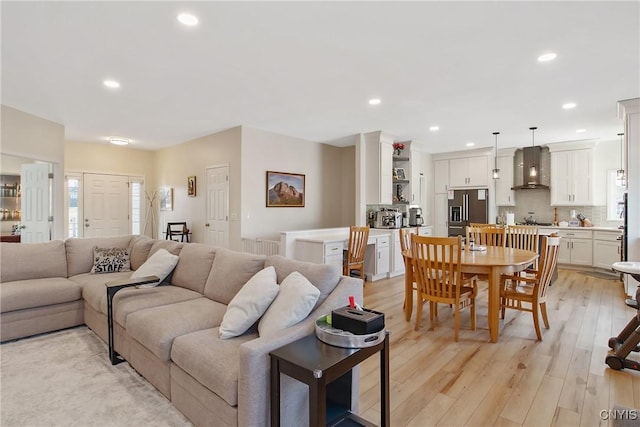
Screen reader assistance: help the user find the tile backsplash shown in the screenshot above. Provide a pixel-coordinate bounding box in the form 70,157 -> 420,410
497,189 -> 620,227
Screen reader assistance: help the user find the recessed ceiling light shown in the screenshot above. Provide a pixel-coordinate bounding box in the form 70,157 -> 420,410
429,126 -> 440,131
562,102 -> 577,109
103,79 -> 120,89
538,52 -> 557,62
368,98 -> 381,105
576,129 -> 587,133
109,138 -> 129,146
466,142 -> 475,147
177,13 -> 199,26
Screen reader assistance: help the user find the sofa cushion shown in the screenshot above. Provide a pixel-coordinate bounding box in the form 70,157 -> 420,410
265,255 -> 340,307
171,327 -> 257,407
219,266 -> 279,339
0,240 -> 67,282
66,235 -> 133,277
0,278 -> 82,312
90,246 -> 131,274
170,243 -> 217,294
73,271 -> 138,312
149,239 -> 183,257
126,298 -> 227,362
131,249 -> 179,287
129,235 -> 155,270
203,249 -> 266,305
258,271 -> 320,338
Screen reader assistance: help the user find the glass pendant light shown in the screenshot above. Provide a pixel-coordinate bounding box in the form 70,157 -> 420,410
529,127 -> 538,178
616,132 -> 626,186
492,132 -> 500,179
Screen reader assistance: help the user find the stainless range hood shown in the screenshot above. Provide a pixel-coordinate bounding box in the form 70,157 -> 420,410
511,146 -> 550,190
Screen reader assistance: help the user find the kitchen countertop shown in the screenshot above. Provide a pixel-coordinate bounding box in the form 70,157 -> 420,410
537,225 -> 621,232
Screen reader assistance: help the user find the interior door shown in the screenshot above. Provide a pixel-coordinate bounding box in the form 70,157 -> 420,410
20,163 -> 51,242
205,165 -> 229,247
83,173 -> 129,237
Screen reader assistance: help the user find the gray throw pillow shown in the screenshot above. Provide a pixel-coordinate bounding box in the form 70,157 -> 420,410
90,246 -> 131,274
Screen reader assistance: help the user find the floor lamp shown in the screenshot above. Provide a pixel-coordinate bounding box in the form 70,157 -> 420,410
144,190 -> 157,238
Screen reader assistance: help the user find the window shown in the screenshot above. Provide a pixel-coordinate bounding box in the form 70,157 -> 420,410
65,173 -> 81,238
130,178 -> 144,235
606,169 -> 625,221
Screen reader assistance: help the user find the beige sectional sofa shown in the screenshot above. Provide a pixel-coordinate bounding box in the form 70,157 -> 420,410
0,235 -> 363,426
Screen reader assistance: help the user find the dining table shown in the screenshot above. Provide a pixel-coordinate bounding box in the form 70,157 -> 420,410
403,245 -> 538,343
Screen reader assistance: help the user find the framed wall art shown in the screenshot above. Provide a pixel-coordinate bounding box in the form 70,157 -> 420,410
159,187 -> 173,211
187,176 -> 196,197
266,171 -> 305,207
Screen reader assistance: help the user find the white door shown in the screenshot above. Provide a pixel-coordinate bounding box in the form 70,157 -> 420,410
20,163 -> 51,242
205,165 -> 229,247
83,173 -> 129,237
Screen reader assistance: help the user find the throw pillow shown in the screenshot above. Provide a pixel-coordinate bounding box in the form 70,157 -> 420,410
258,271 -> 320,338
219,266 -> 279,339
130,248 -> 180,288
90,247 -> 131,274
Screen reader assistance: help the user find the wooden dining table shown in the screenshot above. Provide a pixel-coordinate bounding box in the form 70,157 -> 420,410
403,246 -> 538,343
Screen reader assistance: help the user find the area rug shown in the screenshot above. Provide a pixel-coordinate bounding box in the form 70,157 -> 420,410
578,270 -> 621,280
0,327 -> 193,427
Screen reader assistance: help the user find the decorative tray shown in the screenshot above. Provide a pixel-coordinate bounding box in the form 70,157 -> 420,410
315,315 -> 385,349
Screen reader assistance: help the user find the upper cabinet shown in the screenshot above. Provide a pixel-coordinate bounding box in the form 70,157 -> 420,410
365,131 -> 394,205
494,150 -> 516,206
433,159 -> 449,194
549,144 -> 595,206
449,156 -> 489,188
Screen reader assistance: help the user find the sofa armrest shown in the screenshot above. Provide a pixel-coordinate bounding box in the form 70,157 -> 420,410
237,275 -> 362,427
105,275 -> 160,289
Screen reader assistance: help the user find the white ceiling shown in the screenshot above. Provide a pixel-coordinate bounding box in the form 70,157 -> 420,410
2,1 -> 639,153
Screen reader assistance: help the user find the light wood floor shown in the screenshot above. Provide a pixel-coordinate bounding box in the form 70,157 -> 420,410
357,269 -> 640,426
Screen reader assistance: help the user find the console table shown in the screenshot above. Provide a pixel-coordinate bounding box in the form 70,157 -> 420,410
270,333 -> 390,427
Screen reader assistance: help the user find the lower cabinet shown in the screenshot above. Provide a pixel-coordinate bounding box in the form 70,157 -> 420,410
365,235 -> 390,281
593,231 -> 622,270
557,230 -> 593,266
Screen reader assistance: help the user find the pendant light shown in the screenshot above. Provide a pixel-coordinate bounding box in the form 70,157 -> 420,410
529,127 -> 538,178
492,132 -> 500,179
616,132 -> 626,186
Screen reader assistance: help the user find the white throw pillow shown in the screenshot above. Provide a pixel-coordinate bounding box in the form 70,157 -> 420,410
130,248 -> 180,288
219,266 -> 280,339
258,271 -> 320,338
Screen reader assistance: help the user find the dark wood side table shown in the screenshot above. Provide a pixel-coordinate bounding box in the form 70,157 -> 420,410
270,333 -> 390,427
105,275 -> 159,365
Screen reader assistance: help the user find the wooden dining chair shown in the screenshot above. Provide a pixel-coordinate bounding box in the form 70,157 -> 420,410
400,228 -> 416,309
499,235 -> 560,340
466,226 -> 507,247
411,234 -> 477,341
506,225 -> 539,268
343,226 -> 370,280
166,222 -> 190,242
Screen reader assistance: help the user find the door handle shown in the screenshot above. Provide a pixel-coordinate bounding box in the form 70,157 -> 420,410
205,223 -> 210,227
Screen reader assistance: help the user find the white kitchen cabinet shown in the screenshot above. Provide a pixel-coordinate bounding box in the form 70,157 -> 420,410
557,229 -> 593,266
550,148 -> 593,206
449,156 -> 489,188
434,193 -> 448,236
494,155 -> 515,206
295,239 -> 344,271
390,229 -> 405,278
410,149 -> 422,205
365,132 -> 394,205
434,159 -> 449,194
593,230 -> 622,270
365,235 -> 390,281
418,226 -> 433,236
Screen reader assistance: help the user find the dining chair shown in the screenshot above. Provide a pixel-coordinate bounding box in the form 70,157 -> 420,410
506,225 -> 539,268
499,235 -> 560,340
343,226 -> 370,280
466,226 -> 507,247
400,228 -> 416,309
166,222 -> 190,242
410,234 -> 477,341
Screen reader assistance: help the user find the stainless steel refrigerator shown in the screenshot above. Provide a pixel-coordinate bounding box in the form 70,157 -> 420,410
447,189 -> 489,237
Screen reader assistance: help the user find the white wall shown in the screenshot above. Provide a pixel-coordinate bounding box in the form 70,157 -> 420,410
240,127 -> 355,240
1,105 -> 65,239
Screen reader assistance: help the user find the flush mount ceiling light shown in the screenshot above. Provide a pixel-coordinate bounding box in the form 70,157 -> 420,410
429,125 -> 439,131
103,79 -> 120,89
537,52 -> 557,62
529,127 -> 538,178
492,132 -> 500,180
562,102 -> 577,109
576,129 -> 587,133
109,138 -> 129,146
466,142 -> 475,147
617,132 -> 626,186
368,98 -> 381,105
177,13 -> 199,26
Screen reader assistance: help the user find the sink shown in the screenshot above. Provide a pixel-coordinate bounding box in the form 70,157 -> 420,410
612,262 -> 640,282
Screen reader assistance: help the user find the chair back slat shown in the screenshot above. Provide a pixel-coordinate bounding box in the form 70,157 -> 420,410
507,225 -> 539,252
399,228 -> 412,253
347,226 -> 369,264
537,236 -> 560,299
466,226 -> 506,247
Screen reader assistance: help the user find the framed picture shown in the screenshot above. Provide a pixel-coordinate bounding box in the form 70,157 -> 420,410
159,187 -> 173,211
266,171 -> 305,207
187,176 -> 196,197
393,168 -> 406,181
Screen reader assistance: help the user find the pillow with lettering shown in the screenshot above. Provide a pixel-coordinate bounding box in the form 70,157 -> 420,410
90,247 -> 131,274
